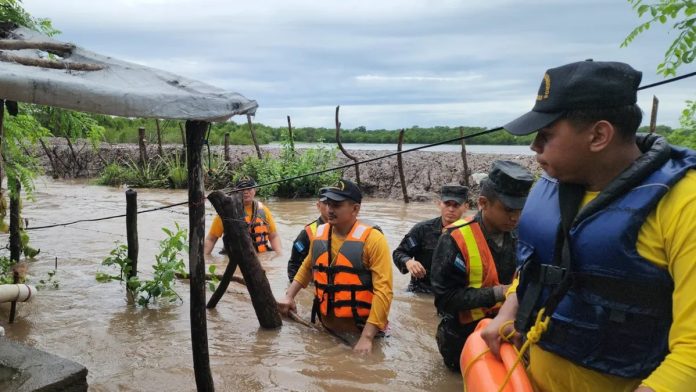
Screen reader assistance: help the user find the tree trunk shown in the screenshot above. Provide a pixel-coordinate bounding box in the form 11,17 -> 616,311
207,191 -> 282,329
246,114 -> 263,159
186,120 -> 214,392
335,106 -> 360,186
125,189 -> 138,280
397,129 -> 409,203
138,127 -> 148,165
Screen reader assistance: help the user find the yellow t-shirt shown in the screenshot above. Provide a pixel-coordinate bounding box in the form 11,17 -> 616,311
293,222 -> 393,331
208,202 -> 277,238
518,170 -> 696,392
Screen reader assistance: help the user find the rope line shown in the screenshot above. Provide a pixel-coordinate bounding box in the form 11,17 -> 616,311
22,70 -> 696,231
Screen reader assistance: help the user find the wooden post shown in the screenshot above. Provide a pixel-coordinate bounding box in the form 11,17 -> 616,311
397,129 -> 409,203
650,96 -> 659,134
459,127 -> 470,188
207,191 -> 282,329
185,120 -> 214,392
125,189 -> 138,279
138,127 -> 148,165
0,100 -> 4,191
224,133 -> 230,162
246,114 -> 263,159
287,115 -> 295,155
8,180 -> 20,323
179,122 -> 187,148
335,106 -> 361,186
155,119 -> 164,157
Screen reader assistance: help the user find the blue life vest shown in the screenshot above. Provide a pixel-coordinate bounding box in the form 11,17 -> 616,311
516,138 -> 696,378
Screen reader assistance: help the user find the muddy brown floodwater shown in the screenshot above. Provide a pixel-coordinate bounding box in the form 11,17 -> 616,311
1,177 -> 466,391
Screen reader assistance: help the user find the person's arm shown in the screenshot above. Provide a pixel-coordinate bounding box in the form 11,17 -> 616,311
204,234 -> 218,256
204,215 -> 224,255
264,206 -> 282,255
480,289 -> 519,357
393,224 -> 427,279
431,234 -> 507,316
277,253 -> 313,315
362,230 -> 393,338
287,229 -> 310,282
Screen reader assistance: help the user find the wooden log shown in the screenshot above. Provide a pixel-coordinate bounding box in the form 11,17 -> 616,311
206,257 -> 240,309
223,133 -> 230,162
335,106 -> 360,186
9,270 -> 19,323
125,189 -> 138,279
0,39 -> 75,53
397,129 -> 409,203
246,114 -> 263,159
207,190 -> 282,329
287,115 -> 295,155
138,127 -> 148,165
155,119 -> 164,157
459,127 -> 470,188
185,120 -> 214,392
650,96 -> 659,134
0,52 -> 104,71
176,271 -> 246,286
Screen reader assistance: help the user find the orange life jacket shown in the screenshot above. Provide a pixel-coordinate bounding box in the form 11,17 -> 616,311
447,218 -> 501,325
310,221 -> 374,325
245,201 -> 271,253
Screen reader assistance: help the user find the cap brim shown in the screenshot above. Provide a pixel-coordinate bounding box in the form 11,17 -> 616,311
321,191 -> 350,202
497,194 -> 528,210
441,196 -> 465,205
504,110 -> 564,136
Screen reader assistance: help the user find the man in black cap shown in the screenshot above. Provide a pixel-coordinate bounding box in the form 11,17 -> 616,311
204,176 -> 282,256
277,179 -> 393,355
430,160 -> 533,371
392,185 -> 469,293
286,187 -> 330,281
480,60 -> 696,392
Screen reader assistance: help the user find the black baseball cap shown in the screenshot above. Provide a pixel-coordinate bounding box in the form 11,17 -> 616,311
320,179 -> 362,204
234,176 -> 257,189
504,60 -> 642,136
440,185 -> 468,205
481,160 -> 534,209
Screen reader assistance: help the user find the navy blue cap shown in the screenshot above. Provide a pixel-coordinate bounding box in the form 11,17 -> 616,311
320,179 -> 362,203
482,160 -> 534,209
234,175 -> 257,189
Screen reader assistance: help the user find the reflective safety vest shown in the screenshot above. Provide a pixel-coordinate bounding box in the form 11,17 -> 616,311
305,220 -> 319,239
246,201 -> 271,253
310,221 -> 374,323
447,218 -> 500,325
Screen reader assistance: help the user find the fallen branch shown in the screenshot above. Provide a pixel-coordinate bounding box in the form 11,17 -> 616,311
0,39 -> 75,54
0,52 -> 104,71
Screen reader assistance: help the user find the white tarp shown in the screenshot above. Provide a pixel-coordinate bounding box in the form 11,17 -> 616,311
0,27 -> 257,122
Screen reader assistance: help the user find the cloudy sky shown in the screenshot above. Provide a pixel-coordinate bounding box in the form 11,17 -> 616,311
23,0 -> 694,130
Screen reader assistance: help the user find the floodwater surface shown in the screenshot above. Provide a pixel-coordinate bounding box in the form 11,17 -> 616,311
2,177 -> 464,391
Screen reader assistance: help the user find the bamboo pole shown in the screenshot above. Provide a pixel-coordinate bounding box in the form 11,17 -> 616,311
287,115 -> 295,155
224,133 -> 230,162
459,127 -> 470,188
138,127 -> 148,165
185,120 -> 214,392
125,189 -> 138,280
397,129 -> 409,203
650,96 -> 659,134
155,119 -> 164,157
206,190 -> 282,329
246,114 -> 263,159
334,106 -> 360,186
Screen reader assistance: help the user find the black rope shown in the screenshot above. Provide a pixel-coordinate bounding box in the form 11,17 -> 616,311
22,69 -> 696,231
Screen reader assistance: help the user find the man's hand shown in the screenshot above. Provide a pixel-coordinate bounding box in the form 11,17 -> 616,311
481,295 -> 519,358
276,296 -> 297,316
405,259 -> 427,279
353,335 -> 373,354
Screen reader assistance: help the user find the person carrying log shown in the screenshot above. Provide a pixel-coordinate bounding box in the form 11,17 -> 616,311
204,176 -> 282,256
430,160 -> 533,371
392,185 -> 469,293
277,179 -> 393,354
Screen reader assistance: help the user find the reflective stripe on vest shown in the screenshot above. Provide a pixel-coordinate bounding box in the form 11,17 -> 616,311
311,221 -> 373,321
245,201 -> 270,252
448,218 -> 500,324
305,221 -> 318,239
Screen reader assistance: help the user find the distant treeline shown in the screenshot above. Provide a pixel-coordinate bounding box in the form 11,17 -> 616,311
87,115 -> 684,147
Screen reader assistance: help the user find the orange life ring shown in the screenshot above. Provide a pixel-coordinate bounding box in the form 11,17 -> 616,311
460,318 -> 533,392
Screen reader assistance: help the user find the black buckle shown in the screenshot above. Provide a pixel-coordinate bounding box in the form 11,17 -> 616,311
539,265 -> 567,285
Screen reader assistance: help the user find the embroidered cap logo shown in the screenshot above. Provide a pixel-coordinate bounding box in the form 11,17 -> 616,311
536,73 -> 551,101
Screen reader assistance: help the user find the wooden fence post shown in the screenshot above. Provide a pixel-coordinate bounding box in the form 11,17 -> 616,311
334,106 -> 360,186
179,122 -> 187,148
287,115 -> 295,155
9,180 -> 21,323
397,129 -> 409,203
155,119 -> 164,157
138,127 -> 148,165
224,133 -> 230,162
246,114 -> 263,159
125,189 -> 138,279
206,191 -> 282,329
459,127 -> 470,188
185,120 -> 214,392
650,96 -> 659,134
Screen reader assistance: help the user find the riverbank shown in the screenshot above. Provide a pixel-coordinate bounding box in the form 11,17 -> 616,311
34,138 -> 540,200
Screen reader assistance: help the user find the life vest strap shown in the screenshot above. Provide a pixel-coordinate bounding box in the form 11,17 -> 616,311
314,282 -> 372,293
311,264 -> 372,277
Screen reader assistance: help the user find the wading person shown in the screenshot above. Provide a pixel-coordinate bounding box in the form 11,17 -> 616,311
277,179 -> 393,354
392,185 -> 469,293
287,188 -> 330,281
204,176 -> 282,256
481,60 -> 696,392
431,160 -> 533,371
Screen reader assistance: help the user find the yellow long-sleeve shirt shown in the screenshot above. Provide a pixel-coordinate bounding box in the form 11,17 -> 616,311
513,170 -> 696,392
293,223 -> 393,331
208,203 -> 277,238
